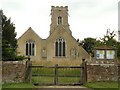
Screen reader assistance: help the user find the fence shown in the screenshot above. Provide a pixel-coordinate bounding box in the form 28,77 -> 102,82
29,62 -> 87,86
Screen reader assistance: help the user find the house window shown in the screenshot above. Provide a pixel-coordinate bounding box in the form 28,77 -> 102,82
26,41 -> 35,56
58,16 -> 62,24
55,38 -> 66,57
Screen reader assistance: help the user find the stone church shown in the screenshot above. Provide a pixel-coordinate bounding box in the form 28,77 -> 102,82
17,6 -> 90,63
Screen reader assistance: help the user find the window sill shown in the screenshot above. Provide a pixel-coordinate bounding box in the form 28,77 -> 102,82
53,56 -> 66,58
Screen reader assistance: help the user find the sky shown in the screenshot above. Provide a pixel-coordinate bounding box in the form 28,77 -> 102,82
0,0 -> 119,40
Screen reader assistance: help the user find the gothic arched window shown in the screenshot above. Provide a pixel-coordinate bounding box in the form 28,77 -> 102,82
55,38 -> 66,57
26,40 -> 35,56
58,16 -> 62,24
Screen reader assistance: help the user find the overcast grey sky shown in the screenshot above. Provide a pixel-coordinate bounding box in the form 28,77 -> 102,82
0,0 -> 119,40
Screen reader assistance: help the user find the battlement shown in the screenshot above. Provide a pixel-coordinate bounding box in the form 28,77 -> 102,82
51,6 -> 68,11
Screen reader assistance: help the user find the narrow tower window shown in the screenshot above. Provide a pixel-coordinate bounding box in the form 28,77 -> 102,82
58,16 -> 62,24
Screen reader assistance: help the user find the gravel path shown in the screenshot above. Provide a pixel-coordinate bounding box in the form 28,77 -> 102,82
33,86 -> 93,90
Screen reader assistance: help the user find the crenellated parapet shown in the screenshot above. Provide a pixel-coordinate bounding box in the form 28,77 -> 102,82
51,6 -> 68,11
50,6 -> 71,35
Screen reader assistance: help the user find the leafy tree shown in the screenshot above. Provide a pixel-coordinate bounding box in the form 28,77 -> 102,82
79,29 -> 119,58
100,29 -> 120,58
2,12 -> 17,60
100,29 -> 117,47
80,38 -> 98,56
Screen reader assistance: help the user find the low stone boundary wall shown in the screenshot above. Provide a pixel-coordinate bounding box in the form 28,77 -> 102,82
2,59 -> 30,83
2,59 -> 120,83
87,60 -> 119,82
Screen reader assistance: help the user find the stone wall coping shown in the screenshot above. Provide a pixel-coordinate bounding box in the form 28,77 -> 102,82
87,63 -> 116,66
2,59 -> 28,65
87,60 -> 119,64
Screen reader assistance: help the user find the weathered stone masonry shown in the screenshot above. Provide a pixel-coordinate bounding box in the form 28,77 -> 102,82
87,60 -> 119,82
2,59 -> 120,83
2,60 -> 30,83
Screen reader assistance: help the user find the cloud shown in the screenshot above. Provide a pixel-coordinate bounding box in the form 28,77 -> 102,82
0,0 -> 119,40
1,0 -> 25,11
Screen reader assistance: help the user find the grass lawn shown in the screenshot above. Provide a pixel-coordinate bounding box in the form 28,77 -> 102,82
2,65 -> 119,89
84,81 -> 119,90
32,67 -> 81,85
2,83 -> 34,88
32,76 -> 81,84
2,81 -> 119,89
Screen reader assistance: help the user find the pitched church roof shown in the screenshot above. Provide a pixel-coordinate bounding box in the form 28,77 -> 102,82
18,27 -> 42,40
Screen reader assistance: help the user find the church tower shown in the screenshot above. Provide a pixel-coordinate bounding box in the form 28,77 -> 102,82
50,6 -> 71,34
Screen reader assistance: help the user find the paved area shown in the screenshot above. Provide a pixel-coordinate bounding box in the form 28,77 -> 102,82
34,86 -> 93,90
35,86 -> 87,88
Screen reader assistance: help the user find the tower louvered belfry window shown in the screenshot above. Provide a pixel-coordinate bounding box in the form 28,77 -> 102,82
58,16 -> 62,24
55,38 -> 66,57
